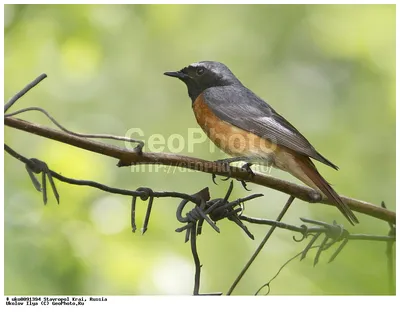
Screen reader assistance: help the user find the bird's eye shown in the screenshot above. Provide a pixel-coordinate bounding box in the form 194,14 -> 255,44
196,67 -> 205,76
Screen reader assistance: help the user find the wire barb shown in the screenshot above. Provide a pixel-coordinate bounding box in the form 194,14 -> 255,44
131,196 -> 137,233
134,187 -> 155,234
298,218 -> 350,264
175,182 -> 262,295
24,158 -> 60,205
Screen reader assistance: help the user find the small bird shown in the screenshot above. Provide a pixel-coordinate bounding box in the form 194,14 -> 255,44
164,61 -> 358,225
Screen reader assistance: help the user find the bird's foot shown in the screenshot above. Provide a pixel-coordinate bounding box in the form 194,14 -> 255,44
212,159 -> 231,184
239,163 -> 254,191
242,162 -> 255,178
212,157 -> 256,190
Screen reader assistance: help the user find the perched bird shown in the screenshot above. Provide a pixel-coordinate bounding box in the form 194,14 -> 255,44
164,61 -> 358,225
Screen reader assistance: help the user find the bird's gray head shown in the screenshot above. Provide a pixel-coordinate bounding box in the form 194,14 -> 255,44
164,61 -> 240,102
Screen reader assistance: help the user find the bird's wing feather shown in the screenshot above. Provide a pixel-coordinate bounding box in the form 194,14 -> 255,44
202,86 -> 338,169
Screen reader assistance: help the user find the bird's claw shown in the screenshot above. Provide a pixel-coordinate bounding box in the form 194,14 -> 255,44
240,180 -> 251,191
242,163 -> 255,177
238,163 -> 254,191
212,159 -> 232,182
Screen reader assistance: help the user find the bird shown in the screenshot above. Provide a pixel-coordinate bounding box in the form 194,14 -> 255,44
164,61 -> 358,225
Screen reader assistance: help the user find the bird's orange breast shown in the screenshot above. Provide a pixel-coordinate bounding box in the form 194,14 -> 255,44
192,94 -> 278,158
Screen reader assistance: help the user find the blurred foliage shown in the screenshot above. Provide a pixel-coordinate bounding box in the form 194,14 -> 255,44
4,4 -> 395,295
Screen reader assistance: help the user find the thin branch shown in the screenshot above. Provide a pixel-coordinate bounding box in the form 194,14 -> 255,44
4,116 -> 395,224
251,217 -> 396,295
5,107 -> 144,151
4,73 -> 47,113
255,248 -> 308,295
226,195 -> 296,295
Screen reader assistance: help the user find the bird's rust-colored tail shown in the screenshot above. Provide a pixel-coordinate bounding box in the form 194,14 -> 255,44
295,156 -> 359,225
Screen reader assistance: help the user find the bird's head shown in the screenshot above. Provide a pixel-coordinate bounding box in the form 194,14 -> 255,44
164,61 -> 240,102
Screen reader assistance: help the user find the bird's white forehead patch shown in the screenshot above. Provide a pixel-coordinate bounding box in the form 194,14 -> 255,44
189,62 -> 202,68
189,62 -> 219,74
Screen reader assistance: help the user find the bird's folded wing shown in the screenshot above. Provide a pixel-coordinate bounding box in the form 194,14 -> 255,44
202,86 -> 338,170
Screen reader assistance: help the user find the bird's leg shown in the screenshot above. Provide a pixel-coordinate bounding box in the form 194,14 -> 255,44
239,163 -> 254,191
241,163 -> 255,178
240,180 -> 250,191
214,157 -> 251,182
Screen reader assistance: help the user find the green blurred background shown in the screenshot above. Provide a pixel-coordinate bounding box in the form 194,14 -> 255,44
4,4 -> 395,295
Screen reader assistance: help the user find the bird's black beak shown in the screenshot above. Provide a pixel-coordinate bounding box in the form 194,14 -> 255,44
164,70 -> 188,80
